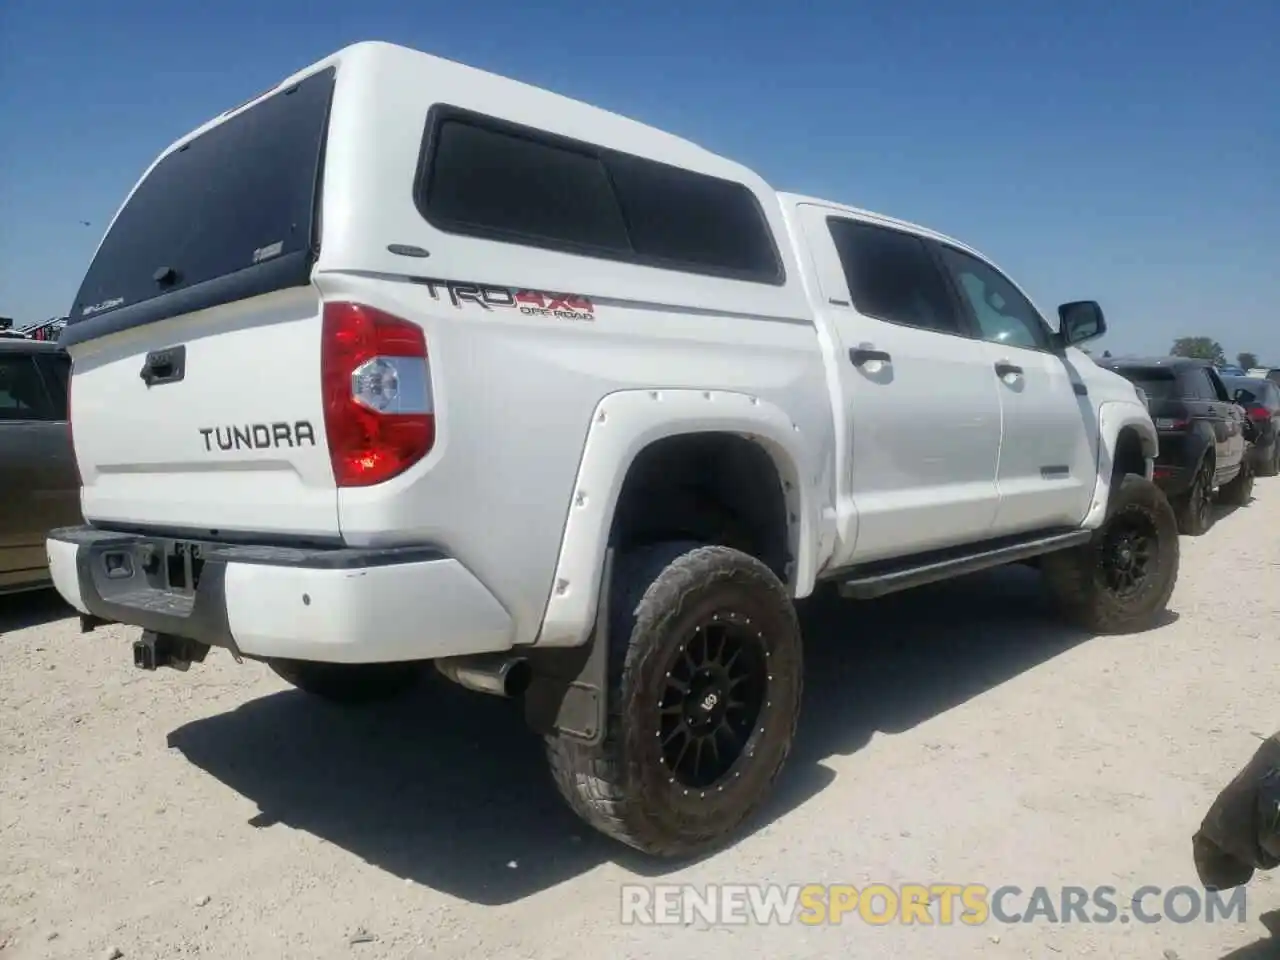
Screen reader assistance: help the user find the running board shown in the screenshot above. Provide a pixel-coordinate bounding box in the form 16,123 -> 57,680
836,528 -> 1094,600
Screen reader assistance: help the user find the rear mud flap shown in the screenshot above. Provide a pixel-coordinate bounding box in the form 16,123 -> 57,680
523,548 -> 612,747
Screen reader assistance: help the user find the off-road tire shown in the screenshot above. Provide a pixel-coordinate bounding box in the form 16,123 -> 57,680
1256,442 -> 1280,478
1172,455 -> 1214,536
545,542 -> 803,858
1219,454 -> 1255,506
268,659 -> 427,704
1041,474 -> 1179,634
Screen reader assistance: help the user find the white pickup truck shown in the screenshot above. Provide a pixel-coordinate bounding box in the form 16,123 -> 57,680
48,41 -> 1177,858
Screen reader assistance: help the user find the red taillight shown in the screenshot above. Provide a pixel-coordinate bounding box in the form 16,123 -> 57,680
1248,406 -> 1270,421
320,302 -> 435,488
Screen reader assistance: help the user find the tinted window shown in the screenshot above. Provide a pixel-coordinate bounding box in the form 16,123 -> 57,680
1114,367 -> 1179,400
826,219 -> 963,335
68,67 -> 335,334
1184,368 -> 1216,400
424,120 -> 629,252
1204,368 -> 1230,402
419,109 -> 783,283
0,355 -> 55,421
36,354 -> 70,420
607,153 -> 781,276
936,245 -> 1050,350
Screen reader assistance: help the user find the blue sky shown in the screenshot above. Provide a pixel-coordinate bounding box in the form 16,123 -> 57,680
2,0 -> 1276,359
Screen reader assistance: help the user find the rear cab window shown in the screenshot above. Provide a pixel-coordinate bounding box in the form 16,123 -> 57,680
0,354 -> 57,422
35,353 -> 70,419
63,66 -> 336,348
1112,366 -> 1180,401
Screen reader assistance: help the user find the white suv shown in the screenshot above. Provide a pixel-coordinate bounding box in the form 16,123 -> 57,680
48,41 -> 1175,857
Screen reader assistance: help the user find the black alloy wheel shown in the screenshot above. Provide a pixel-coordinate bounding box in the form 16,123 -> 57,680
1189,457 -> 1214,531
657,610 -> 769,790
1098,510 -> 1158,599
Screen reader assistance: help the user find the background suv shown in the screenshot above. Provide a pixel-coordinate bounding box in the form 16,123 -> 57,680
1223,375 -> 1280,477
1099,356 -> 1253,535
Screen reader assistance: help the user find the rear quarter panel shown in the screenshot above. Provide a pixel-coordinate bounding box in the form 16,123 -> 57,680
307,45 -> 836,646
316,269 -> 834,649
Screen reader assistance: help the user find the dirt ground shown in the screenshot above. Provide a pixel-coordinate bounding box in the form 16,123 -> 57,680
2,484 -> 1278,960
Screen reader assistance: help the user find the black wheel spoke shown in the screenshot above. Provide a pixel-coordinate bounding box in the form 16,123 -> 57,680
716,720 -> 742,751
707,624 -> 726,662
692,738 -> 707,778
672,734 -> 694,772
1098,507 -> 1160,600
706,731 -> 722,767
656,609 -> 770,790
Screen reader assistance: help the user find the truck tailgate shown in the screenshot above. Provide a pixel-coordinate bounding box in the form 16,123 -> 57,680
69,289 -> 339,539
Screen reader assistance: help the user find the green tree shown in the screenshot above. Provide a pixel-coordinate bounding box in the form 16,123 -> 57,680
1238,352 -> 1259,370
1170,337 -> 1226,365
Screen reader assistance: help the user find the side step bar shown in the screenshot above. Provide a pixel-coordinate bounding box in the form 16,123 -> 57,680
837,528 -> 1094,600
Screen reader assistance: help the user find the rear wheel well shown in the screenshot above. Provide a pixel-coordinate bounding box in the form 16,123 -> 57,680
608,433 -> 792,583
1112,427 -> 1149,480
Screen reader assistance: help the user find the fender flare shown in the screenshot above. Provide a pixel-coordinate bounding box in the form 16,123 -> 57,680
1082,400 -> 1160,529
532,388 -> 821,648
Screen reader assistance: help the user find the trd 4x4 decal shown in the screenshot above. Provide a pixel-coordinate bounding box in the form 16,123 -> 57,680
412,277 -> 595,322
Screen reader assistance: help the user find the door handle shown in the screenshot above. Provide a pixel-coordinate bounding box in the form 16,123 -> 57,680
139,345 -> 186,387
994,361 -> 1023,378
850,347 -> 892,367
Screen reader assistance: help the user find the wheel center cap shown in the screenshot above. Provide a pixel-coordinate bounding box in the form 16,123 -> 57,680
686,670 -> 728,728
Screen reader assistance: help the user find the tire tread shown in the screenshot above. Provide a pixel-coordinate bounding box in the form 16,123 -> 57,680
545,543 -> 801,857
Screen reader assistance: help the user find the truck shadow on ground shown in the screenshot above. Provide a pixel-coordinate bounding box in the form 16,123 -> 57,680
0,588 -> 75,635
1218,907 -> 1280,959
167,564 -> 1178,906
1208,500 -> 1248,530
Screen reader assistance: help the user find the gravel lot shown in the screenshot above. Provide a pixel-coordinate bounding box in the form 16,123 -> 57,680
2,484 -> 1277,960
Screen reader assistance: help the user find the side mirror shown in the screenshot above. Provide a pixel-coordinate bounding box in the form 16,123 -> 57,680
1058,300 -> 1107,346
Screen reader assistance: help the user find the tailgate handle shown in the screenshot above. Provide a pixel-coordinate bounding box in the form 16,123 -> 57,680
140,345 -> 186,387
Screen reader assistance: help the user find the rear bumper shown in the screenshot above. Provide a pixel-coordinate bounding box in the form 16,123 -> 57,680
46,526 -> 514,663
1248,434 -> 1275,464
1151,462 -> 1193,498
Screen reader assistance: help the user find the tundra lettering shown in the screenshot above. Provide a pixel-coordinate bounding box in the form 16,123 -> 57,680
199,421 -> 316,451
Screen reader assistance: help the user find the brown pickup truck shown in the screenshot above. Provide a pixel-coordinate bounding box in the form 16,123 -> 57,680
0,336 -> 81,595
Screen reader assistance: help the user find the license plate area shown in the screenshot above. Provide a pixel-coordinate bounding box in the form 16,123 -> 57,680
98,538 -> 210,596
162,540 -> 207,594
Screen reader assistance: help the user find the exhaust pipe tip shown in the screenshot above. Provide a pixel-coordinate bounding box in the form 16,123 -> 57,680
436,654 -> 531,698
